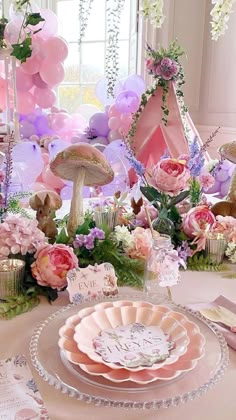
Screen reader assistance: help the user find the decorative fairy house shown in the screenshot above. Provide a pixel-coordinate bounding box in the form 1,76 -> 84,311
128,41 -> 204,171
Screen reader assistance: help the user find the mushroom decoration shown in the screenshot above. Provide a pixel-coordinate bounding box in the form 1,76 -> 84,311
211,141 -> 236,217
50,143 -> 114,236
29,190 -> 62,240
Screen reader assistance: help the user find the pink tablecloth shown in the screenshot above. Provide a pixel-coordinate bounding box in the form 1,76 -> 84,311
1,270 -> 236,420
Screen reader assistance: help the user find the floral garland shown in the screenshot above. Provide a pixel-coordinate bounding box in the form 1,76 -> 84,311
210,0 -> 236,40
141,0 -> 165,28
78,0 -> 94,46
105,0 -> 125,97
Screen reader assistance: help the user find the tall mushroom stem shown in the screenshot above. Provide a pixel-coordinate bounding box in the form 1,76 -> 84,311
67,167 -> 86,237
227,167 -> 236,201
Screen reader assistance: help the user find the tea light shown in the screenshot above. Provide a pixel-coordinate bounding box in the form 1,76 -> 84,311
94,206 -> 119,231
0,259 -> 25,298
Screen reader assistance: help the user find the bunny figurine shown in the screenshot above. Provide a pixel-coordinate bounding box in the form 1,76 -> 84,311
34,194 -> 58,241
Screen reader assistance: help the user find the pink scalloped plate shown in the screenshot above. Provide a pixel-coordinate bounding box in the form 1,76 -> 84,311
58,301 -> 205,383
74,306 -> 190,371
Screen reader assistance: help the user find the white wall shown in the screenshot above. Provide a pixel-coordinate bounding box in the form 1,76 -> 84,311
138,0 -> 236,158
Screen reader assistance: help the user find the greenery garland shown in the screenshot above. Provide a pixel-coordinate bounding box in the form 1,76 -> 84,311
78,0 -> 94,46
105,0 -> 125,97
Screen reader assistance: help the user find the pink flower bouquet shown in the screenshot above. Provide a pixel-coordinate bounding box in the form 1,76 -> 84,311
31,243 -> 78,290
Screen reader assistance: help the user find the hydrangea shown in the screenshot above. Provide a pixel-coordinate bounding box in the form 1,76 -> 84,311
225,242 -> 236,263
114,225 -> 133,247
0,214 -> 46,258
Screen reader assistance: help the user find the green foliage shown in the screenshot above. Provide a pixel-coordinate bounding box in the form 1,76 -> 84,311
0,293 -> 40,320
11,37 -> 32,63
187,252 -> 228,271
189,177 -> 201,207
25,12 -> 45,27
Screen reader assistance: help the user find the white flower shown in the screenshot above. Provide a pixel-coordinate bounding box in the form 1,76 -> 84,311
114,225 -> 133,247
141,0 -> 165,29
225,242 -> 236,262
210,0 -> 235,41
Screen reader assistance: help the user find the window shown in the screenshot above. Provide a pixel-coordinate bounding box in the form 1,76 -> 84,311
53,0 -> 138,113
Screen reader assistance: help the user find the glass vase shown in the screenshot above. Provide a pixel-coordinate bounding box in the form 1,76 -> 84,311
93,206 -> 119,231
144,235 -> 180,303
0,259 -> 25,298
152,216 -> 174,236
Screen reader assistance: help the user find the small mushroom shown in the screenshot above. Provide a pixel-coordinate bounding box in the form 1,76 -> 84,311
50,143 -> 114,236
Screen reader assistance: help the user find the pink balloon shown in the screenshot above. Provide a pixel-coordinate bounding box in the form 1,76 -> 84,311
40,61 -> 65,86
16,68 -> 33,92
21,56 -> 41,75
108,130 -> 121,142
4,17 -> 24,44
37,9 -> 58,39
0,77 -> 6,108
49,112 -> 69,131
118,124 -> 129,136
31,182 -> 56,192
108,117 -> 121,131
17,92 -> 35,115
120,113 -> 133,124
44,36 -> 68,61
42,165 -> 64,189
32,73 -> 48,89
108,104 -> 121,118
34,87 -> 56,109
42,152 -> 49,164
31,37 -> 46,61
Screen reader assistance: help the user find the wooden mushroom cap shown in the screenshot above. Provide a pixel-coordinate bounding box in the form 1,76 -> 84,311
218,141 -> 236,164
50,143 -> 114,186
29,190 -> 62,211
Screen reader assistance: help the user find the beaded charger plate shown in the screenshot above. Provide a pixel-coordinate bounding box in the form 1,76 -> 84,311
29,293 -> 229,410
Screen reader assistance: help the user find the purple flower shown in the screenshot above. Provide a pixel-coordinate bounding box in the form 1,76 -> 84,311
127,156 -> 146,177
177,241 -> 192,263
154,57 -> 179,80
84,234 -> 95,250
90,227 -> 105,240
73,234 -> 85,248
188,137 -> 205,177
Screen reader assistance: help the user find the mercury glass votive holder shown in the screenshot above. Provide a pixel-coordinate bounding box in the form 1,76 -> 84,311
93,207 -> 119,231
205,237 -> 227,264
0,259 -> 25,298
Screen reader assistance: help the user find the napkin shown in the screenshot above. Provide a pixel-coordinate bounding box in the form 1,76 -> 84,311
188,295 -> 236,350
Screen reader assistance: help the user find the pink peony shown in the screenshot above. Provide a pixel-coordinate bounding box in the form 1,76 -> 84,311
154,57 -> 179,80
31,243 -> 78,290
0,214 -> 46,258
126,227 -> 153,259
135,204 -> 158,228
182,205 -> 216,238
198,173 -> 215,190
146,57 -> 155,73
152,158 -> 191,195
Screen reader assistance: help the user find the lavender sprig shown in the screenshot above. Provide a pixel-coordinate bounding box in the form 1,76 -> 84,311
3,133 -> 14,208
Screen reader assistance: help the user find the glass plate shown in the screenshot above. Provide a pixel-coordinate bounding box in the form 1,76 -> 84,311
29,293 -> 229,410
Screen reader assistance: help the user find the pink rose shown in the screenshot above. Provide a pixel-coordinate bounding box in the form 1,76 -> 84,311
126,227 -> 153,259
31,243 -> 78,290
182,206 -> 216,238
152,158 -> 191,195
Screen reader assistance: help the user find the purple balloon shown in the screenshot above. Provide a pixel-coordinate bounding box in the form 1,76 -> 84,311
115,90 -> 139,114
89,112 -> 110,137
19,120 -> 36,138
60,185 -> 90,199
95,79 -> 114,106
124,75 -> 146,97
35,115 -> 53,136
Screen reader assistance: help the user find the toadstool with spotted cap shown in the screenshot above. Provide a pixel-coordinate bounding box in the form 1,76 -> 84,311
50,143 -> 114,236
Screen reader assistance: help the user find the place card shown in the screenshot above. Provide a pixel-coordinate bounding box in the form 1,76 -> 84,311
93,323 -> 174,368
0,354 -> 49,419
66,262 -> 119,304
